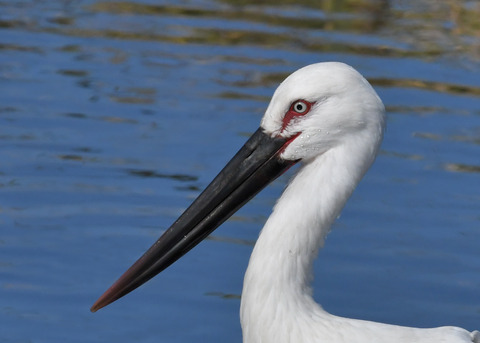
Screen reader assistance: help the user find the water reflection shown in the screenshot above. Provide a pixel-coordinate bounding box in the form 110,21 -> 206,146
85,1 -> 478,61
1,0 -> 476,63
372,78 -> 480,97
128,169 -> 198,181
57,69 -> 89,77
90,0 -> 390,32
205,291 -> 241,300
0,42 -> 42,53
445,163 -> 480,173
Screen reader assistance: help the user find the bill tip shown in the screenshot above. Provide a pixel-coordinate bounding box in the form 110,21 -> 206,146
90,302 -> 101,313
90,297 -> 108,313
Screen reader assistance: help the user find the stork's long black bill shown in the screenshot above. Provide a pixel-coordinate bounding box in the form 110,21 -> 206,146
91,128 -> 297,312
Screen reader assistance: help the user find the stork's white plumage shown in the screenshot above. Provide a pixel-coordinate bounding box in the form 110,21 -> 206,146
92,62 -> 479,343
240,63 -> 479,343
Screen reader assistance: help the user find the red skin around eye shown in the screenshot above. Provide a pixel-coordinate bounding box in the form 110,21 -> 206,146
281,100 -> 314,132
278,100 -> 314,153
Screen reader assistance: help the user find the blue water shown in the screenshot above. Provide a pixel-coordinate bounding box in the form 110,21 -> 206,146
1,1 -> 479,342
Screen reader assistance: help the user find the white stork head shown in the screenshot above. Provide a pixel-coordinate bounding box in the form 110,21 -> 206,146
261,62 -> 385,162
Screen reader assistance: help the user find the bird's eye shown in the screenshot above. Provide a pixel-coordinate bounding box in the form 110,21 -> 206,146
281,100 -> 314,132
292,100 -> 309,114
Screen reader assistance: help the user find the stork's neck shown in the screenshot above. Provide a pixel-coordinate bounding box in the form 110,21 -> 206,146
240,141 -> 376,343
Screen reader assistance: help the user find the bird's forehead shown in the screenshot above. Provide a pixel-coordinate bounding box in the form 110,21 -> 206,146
261,62 -> 362,133
271,64 -> 353,106
261,73 -> 330,131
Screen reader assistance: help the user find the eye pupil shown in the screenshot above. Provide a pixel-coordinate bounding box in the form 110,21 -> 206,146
293,101 -> 307,113
282,100 -> 312,131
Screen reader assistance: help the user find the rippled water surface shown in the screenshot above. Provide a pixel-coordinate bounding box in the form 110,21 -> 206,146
1,1 -> 479,342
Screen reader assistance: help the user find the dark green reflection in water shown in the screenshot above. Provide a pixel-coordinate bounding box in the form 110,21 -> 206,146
90,0 -> 389,32
445,163 -> 480,174
128,169 -> 198,182
2,1 -> 478,64
86,1 -> 479,61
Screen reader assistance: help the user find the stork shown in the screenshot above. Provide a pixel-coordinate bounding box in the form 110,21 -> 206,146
91,62 -> 479,343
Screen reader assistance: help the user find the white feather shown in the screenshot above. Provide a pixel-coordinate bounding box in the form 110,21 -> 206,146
240,62 -> 478,343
